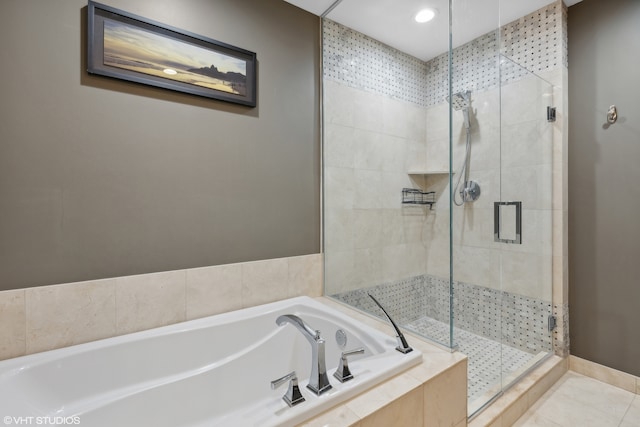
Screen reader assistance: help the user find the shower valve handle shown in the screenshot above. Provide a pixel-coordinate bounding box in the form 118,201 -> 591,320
271,371 -> 305,407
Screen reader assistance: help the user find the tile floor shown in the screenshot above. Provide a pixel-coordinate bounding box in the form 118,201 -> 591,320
514,371 -> 640,426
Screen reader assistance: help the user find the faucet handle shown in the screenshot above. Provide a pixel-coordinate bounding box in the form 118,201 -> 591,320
333,347 -> 365,383
271,371 -> 305,407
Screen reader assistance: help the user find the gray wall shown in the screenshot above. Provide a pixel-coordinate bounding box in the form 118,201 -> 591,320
569,0 -> 640,376
0,0 -> 321,291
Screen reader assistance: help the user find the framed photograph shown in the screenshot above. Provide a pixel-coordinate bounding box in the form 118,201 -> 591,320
87,1 -> 257,107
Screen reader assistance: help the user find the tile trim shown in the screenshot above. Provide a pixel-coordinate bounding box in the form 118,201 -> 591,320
468,355 -> 567,427
569,355 -> 639,395
0,254 -> 323,362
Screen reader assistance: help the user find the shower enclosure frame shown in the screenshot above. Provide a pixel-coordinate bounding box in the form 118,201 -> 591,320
320,0 -> 561,417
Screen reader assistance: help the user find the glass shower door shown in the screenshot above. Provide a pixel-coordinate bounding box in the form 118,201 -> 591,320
497,54 -> 555,401
448,0 -> 505,413
449,0 -> 556,414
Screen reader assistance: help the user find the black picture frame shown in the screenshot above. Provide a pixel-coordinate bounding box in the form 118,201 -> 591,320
87,1 -> 257,107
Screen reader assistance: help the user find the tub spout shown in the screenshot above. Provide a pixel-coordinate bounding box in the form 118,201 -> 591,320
276,314 -> 332,395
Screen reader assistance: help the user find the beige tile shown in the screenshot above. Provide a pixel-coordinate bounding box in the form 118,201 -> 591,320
382,96 -> 410,139
116,270 -> 186,335
346,373 -> 422,419
405,353 -> 468,385
637,378 -> 640,395
297,404 -> 361,427
353,89 -> 383,133
324,123 -> 356,169
354,169 -> 382,210
185,263 -> 242,320
550,371 -> 635,420
380,134 -> 410,173
382,243 -> 426,284
501,75 -> 543,126
501,394 -> 530,427
452,245 -> 500,290
353,129 -> 385,171
0,289 -> 26,360
482,418 -> 502,427
325,208 -> 355,252
406,138 -> 427,172
424,138 -> 450,170
620,417 -> 640,427
353,248 -> 383,288
324,166 -> 355,211
324,80 -> 355,127
520,370 -> 637,427
454,418 -> 468,427
552,209 -> 563,258
469,356 -> 566,427
526,356 -> 568,407
381,210 -> 406,246
501,120 -> 545,168
324,250 -> 357,295
241,258 -> 288,308
26,280 -> 116,354
288,253 -> 323,298
380,171 -> 413,209
551,255 -> 567,307
423,361 -> 468,427
468,400 -> 502,427
353,209 -> 384,250
513,410 -> 563,426
405,103 -> 427,142
425,103 -> 448,141
500,252 -> 552,301
570,355 -> 637,393
361,386 -> 423,427
523,385 -> 624,427
620,396 -> 640,427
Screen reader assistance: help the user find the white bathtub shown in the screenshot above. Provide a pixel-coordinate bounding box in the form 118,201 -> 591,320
0,296 -> 421,427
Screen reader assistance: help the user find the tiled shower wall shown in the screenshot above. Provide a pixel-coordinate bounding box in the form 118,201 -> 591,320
323,79 -> 429,295
323,1 -> 568,354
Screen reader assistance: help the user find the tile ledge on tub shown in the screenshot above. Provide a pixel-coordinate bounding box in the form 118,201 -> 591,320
303,297 -> 468,427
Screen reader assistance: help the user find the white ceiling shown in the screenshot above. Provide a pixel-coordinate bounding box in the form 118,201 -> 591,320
284,0 -> 582,61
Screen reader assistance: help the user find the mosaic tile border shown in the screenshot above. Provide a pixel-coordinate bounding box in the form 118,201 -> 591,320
331,274 -> 553,355
322,19 -> 429,106
331,275 -> 425,326
323,2 -> 568,108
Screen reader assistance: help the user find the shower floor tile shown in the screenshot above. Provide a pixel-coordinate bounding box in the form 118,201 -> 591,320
405,316 -> 542,404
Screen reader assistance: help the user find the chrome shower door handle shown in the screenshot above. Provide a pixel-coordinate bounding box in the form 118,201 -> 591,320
494,201 -> 522,244
607,105 -> 618,124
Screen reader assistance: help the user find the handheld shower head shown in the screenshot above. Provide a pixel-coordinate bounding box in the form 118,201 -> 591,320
447,91 -> 471,129
447,91 -> 470,110
448,90 -> 481,206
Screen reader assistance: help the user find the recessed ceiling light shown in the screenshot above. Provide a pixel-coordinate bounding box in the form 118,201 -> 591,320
163,68 -> 177,75
414,8 -> 436,23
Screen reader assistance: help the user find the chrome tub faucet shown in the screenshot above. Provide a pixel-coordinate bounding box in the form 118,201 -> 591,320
276,314 -> 332,395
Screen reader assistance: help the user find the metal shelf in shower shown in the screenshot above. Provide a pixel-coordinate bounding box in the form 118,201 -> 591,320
402,188 -> 436,208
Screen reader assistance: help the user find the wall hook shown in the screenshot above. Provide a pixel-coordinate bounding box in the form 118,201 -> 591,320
607,105 -> 618,124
